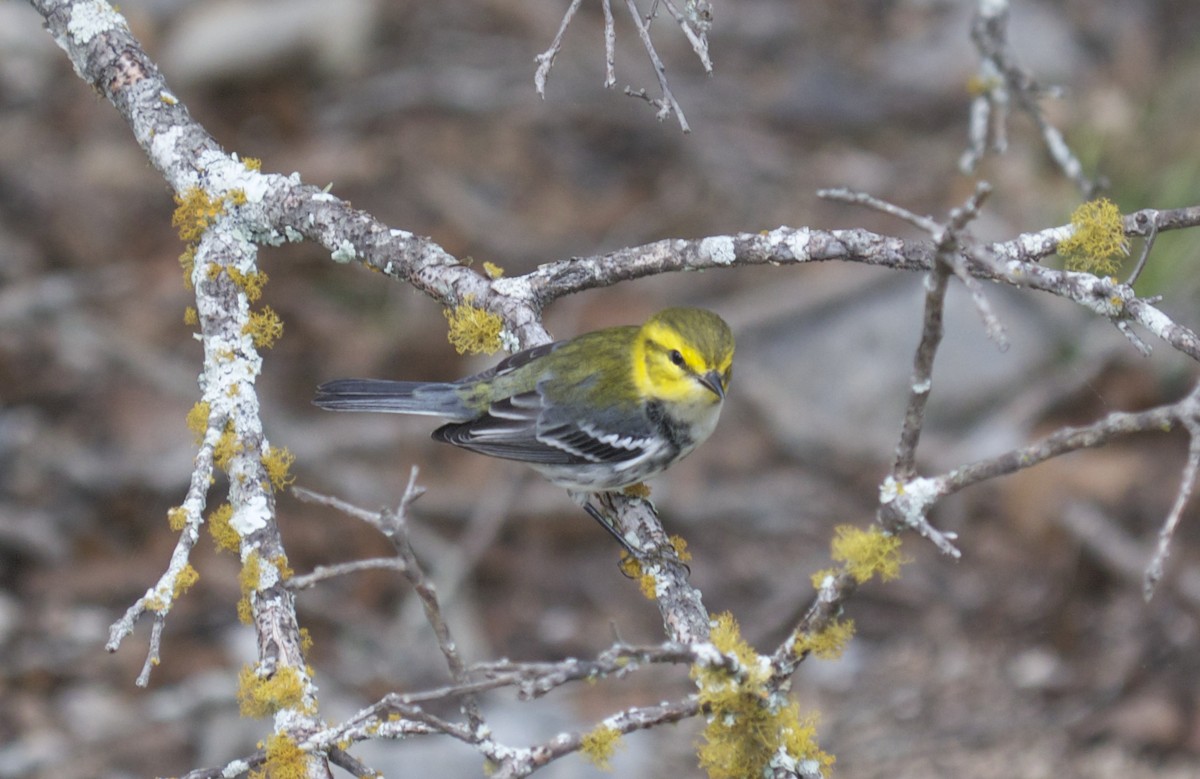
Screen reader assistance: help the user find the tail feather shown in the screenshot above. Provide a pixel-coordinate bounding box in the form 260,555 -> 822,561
313,379 -> 472,420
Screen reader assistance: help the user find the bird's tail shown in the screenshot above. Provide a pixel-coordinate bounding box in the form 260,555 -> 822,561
313,379 -> 473,420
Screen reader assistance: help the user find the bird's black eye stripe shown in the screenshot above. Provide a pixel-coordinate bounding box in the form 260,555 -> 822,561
669,349 -> 685,367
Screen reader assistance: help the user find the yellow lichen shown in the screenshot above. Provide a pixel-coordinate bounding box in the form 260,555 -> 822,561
237,664 -> 308,719
444,297 -> 503,355
238,552 -> 262,625
966,73 -> 999,96
207,503 -> 239,553
792,618 -> 856,661
262,445 -> 295,491
621,482 -> 652,499
618,553 -> 642,580
249,733 -> 309,779
808,567 -> 837,590
227,188 -> 248,207
271,554 -> 294,581
830,525 -> 908,584
242,157 -> 262,171
619,553 -> 658,600
669,534 -> 693,564
777,704 -> 835,774
186,401 -> 211,445
580,725 -> 623,771
179,244 -> 197,288
172,187 -> 225,243
167,506 -> 189,532
214,421 -> 241,471
226,266 -> 268,302
482,261 -> 505,279
299,627 -> 314,657
244,306 -> 284,349
172,563 -> 200,600
692,613 -> 834,778
183,306 -> 199,326
707,612 -> 761,673
1058,197 -> 1130,275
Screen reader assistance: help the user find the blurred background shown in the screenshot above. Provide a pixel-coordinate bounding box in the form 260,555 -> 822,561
3,0 -> 1200,776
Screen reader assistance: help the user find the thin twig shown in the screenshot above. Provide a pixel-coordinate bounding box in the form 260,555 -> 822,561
1145,401 -> 1200,600
1126,214 -> 1158,288
818,187 -> 941,233
296,478 -> 486,732
292,485 -> 388,524
963,0 -> 1101,196
383,468 -> 485,734
286,557 -> 407,590
396,470 -> 520,635
136,615 -> 166,687
534,0 -> 585,98
328,747 -> 376,779
941,400 -> 1183,495
622,0 -> 690,131
602,0 -> 617,88
825,185 -> 996,482
658,0 -> 713,72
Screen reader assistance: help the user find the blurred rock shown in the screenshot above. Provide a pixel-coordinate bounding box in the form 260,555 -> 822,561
162,0 -> 378,83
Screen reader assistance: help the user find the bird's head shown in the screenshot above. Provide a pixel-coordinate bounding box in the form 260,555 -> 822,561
632,307 -> 734,407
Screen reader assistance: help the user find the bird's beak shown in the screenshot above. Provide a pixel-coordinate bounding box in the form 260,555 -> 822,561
699,370 -> 725,400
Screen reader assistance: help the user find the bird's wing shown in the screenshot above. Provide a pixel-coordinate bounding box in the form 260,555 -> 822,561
433,390 -> 661,466
433,392 -> 570,464
456,340 -> 565,384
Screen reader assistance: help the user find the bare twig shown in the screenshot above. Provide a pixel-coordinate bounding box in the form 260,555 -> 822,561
622,0 -> 690,131
1145,395 -> 1200,600
535,0 -> 707,122
285,557 -> 407,590
395,470 -> 520,636
299,473 -> 486,734
328,747 -> 377,779
386,468 -> 486,732
659,0 -> 713,72
602,0 -> 617,87
1126,212 -> 1158,288
818,187 -> 942,233
533,0 -> 585,98
291,485 -> 382,524
941,402 -> 1182,495
962,0 -> 1102,196
824,185 -> 994,554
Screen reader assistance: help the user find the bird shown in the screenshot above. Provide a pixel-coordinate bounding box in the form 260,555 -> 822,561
313,307 -> 734,549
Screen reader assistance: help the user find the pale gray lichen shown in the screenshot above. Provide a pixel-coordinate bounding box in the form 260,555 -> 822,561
784,227 -> 811,260
230,493 -> 270,536
330,240 -> 357,263
67,0 -> 123,44
699,236 -> 736,266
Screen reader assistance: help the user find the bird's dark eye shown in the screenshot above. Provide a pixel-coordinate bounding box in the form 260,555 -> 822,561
669,349 -> 685,367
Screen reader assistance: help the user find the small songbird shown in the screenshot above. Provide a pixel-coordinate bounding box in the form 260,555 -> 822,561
313,307 -> 734,546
